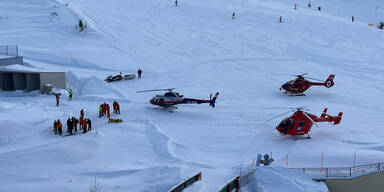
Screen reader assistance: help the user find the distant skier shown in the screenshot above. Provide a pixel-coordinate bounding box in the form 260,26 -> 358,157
56,94 -> 60,107
137,68 -> 143,79
68,89 -> 73,101
232,12 -> 235,19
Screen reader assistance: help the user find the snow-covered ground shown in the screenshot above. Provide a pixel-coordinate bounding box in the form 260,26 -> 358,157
1,0 -> 384,191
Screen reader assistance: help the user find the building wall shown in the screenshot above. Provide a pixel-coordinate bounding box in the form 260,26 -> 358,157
13,73 -> 27,90
1,72 -> 14,90
323,171 -> 384,192
0,57 -> 23,66
26,73 -> 40,91
0,72 -> 2,90
39,72 -> 66,92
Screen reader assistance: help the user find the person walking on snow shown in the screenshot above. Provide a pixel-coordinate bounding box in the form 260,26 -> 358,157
80,109 -> 84,118
175,0 -> 178,6
232,12 -> 235,19
137,68 -> 142,79
68,89 -> 73,101
56,94 -> 60,106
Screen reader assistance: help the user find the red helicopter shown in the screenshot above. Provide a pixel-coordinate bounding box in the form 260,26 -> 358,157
269,107 -> 343,139
279,73 -> 335,96
136,88 -> 219,111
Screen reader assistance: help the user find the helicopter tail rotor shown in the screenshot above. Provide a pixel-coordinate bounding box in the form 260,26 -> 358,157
334,112 -> 343,125
324,74 -> 335,88
209,92 -> 219,108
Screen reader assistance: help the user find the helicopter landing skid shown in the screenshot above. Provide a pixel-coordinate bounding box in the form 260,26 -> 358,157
292,134 -> 311,140
285,92 -> 306,96
163,105 -> 177,113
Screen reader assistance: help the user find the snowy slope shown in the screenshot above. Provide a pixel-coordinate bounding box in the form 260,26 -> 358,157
1,0 -> 384,191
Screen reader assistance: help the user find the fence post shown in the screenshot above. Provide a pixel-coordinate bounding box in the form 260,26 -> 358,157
6,45 -> 8,56
16,45 -> 18,57
350,167 -> 352,176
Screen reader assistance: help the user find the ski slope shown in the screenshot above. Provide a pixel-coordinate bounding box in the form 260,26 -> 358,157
1,0 -> 384,191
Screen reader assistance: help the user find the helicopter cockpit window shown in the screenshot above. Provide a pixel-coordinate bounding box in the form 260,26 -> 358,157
164,92 -> 177,97
279,118 -> 294,129
159,98 -> 164,102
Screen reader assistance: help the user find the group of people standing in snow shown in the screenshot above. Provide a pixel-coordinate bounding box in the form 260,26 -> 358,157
99,101 -> 121,118
53,109 -> 92,136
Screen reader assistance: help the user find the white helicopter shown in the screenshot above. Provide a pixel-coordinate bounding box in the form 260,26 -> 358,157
136,88 -> 219,110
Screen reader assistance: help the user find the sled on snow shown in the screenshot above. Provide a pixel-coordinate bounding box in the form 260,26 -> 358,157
108,118 -> 123,123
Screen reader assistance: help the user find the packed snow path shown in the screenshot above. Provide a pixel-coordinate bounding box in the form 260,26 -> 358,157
1,0 -> 384,191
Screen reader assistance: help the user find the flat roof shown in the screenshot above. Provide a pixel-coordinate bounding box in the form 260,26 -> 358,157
0,65 -> 64,73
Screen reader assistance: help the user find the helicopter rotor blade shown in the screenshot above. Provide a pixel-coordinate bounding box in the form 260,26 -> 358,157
136,88 -> 175,93
273,73 -> 309,77
305,77 -> 324,82
302,111 -> 318,127
267,111 -> 292,122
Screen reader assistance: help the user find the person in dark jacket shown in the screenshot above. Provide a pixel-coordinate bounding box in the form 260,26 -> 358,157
87,119 -> 92,131
72,117 -> 78,132
53,120 -> 58,134
137,68 -> 142,79
67,118 -> 73,135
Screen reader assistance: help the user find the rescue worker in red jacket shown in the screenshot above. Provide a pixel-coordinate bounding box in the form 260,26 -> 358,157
56,94 -> 60,106
106,103 -> 110,118
80,109 -> 84,118
57,119 -> 63,136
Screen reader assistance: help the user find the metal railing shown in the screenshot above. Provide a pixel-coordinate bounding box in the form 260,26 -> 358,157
0,45 -> 18,57
290,163 -> 384,178
168,172 -> 202,192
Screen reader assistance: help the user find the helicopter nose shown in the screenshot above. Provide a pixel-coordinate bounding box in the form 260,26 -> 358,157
281,83 -> 289,90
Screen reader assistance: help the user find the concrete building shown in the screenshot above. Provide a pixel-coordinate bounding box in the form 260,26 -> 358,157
0,71 -> 66,92
0,45 -> 66,93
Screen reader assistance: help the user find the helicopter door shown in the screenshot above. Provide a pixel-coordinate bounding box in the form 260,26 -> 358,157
297,121 -> 306,131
